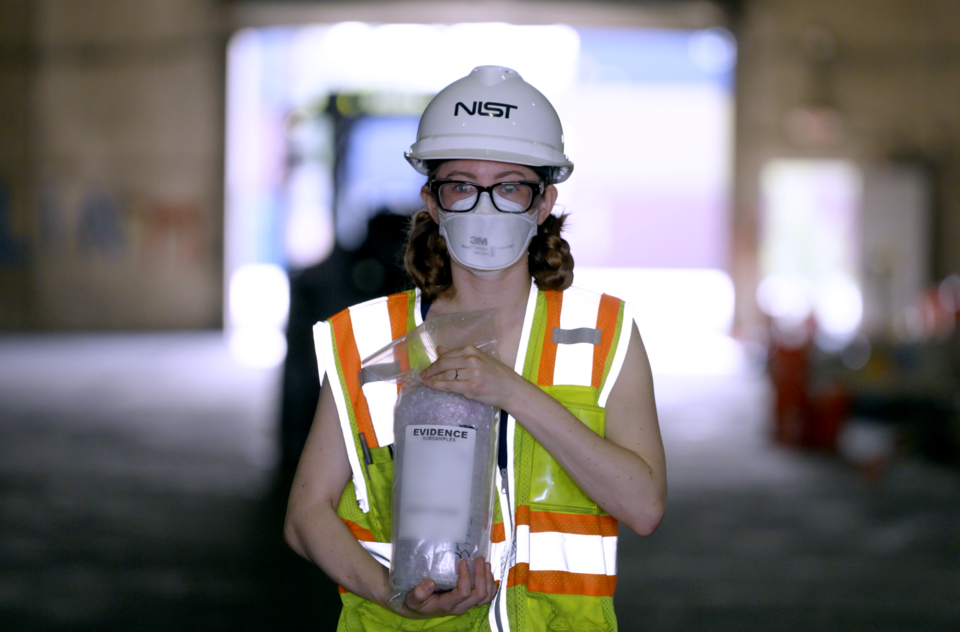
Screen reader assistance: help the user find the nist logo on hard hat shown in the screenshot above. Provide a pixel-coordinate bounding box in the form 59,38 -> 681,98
454,101 -> 518,119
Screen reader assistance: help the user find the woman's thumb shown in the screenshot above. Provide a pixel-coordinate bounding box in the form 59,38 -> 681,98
407,579 -> 435,607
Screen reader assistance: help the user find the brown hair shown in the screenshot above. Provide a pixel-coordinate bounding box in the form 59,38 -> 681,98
403,210 -> 575,301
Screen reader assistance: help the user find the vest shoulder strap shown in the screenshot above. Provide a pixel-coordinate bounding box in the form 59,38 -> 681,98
530,287 -> 631,404
314,290 -> 417,514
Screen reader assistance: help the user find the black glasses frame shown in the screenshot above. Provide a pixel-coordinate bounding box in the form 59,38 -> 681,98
427,180 -> 545,213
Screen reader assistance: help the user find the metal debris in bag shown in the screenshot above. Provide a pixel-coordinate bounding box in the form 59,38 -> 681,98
359,310 -> 501,595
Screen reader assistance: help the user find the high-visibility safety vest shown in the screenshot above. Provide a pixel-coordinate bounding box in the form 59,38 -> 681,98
313,282 -> 633,632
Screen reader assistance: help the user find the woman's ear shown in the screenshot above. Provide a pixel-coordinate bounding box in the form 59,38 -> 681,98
421,184 -> 439,224
536,184 -> 559,225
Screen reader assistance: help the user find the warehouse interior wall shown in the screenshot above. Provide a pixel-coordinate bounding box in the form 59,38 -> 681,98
733,0 -> 960,334
1,0 -> 959,339
0,0 -> 33,329
0,0 -> 226,330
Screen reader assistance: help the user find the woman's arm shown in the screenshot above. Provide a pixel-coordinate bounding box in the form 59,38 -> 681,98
421,322 -> 666,536
284,379 -> 495,617
284,379 -> 395,602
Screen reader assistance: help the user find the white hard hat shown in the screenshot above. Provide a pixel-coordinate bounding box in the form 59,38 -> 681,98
405,66 -> 574,183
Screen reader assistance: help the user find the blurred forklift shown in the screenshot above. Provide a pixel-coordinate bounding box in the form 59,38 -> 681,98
279,91 -> 428,482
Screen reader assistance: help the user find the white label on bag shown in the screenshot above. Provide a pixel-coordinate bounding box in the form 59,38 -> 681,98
398,425 -> 476,542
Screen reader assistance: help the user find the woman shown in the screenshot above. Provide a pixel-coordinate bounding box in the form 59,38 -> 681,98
285,66 -> 666,631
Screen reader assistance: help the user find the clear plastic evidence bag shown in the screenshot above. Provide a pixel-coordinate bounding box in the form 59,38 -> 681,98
359,310 -> 501,597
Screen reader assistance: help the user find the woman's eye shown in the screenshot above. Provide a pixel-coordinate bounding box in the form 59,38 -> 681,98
454,184 -> 475,194
500,184 -> 517,194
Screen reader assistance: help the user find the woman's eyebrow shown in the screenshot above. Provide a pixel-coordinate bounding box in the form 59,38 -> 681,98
442,170 -> 477,180
440,170 -> 529,180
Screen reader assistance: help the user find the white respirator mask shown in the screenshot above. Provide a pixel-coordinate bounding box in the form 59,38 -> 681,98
438,192 -> 539,274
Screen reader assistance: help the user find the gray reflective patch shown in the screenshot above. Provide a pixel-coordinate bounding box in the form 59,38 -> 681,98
552,327 -> 601,345
358,361 -> 402,386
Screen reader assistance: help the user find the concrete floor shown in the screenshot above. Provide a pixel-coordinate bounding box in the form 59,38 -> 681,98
1,334 -> 958,631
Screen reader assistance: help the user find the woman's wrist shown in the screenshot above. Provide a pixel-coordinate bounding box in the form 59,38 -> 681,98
501,373 -> 546,419
385,589 -> 408,614
353,564 -> 395,612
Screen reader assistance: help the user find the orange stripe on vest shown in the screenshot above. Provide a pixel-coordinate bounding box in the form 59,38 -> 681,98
530,510 -> 618,537
342,518 -> 375,542
592,293 -> 621,389
514,505 -> 618,537
330,310 -> 379,448
386,293 -> 409,341
387,292 -> 411,392
515,504 -> 531,528
507,563 -> 616,597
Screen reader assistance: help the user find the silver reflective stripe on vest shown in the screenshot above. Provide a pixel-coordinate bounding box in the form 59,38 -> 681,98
359,541 -> 393,568
358,361 -> 402,386
553,287 -> 602,386
314,320 -> 369,513
599,300 -> 634,408
515,528 -> 617,575
551,326 -> 601,345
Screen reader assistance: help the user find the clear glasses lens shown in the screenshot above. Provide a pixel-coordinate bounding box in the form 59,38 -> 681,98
438,182 -> 479,209
438,182 -> 535,213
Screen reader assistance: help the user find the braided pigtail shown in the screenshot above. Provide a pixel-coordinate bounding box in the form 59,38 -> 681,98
528,213 -> 574,291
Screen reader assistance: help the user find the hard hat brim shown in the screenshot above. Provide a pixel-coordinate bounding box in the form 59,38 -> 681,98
405,148 -> 573,183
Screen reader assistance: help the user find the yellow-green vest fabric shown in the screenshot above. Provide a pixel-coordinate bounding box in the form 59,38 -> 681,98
313,284 -> 631,632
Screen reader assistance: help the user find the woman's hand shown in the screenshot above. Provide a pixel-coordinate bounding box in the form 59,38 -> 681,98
420,346 -> 530,410
400,558 -> 495,618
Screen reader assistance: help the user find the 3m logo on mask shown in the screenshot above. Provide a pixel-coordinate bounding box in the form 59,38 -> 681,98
454,101 -> 518,119
470,236 -> 488,246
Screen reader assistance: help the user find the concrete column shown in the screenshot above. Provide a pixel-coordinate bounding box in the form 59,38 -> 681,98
24,0 -> 226,330
0,0 -> 35,329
